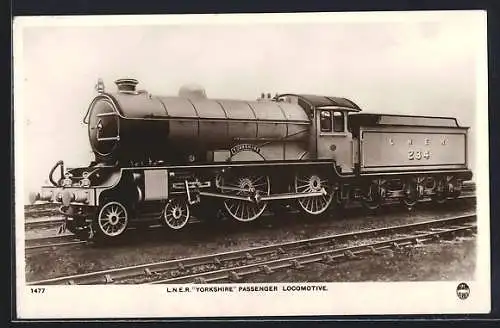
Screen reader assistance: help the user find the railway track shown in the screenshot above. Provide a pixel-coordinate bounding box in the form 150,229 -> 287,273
24,217 -> 65,230
27,213 -> 476,285
24,203 -> 61,219
25,234 -> 86,253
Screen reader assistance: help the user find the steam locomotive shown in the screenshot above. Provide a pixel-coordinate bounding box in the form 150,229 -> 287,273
29,78 -> 473,240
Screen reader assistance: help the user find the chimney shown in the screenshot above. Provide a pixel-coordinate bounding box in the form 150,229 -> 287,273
115,78 -> 139,93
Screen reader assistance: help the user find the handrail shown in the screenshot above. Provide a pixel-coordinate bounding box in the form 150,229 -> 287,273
49,160 -> 64,187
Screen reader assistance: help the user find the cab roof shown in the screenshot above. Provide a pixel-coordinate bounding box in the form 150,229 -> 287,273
280,94 -> 362,112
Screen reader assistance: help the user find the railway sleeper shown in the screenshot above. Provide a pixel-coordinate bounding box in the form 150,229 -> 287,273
260,265 -> 274,274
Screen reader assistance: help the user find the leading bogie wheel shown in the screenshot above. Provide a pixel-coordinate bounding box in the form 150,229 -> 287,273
95,201 -> 129,239
294,172 -> 334,216
162,198 -> 190,230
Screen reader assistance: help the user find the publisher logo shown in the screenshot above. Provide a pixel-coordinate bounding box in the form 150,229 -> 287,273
456,283 -> 470,300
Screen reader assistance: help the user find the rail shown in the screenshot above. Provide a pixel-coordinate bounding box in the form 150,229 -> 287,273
25,235 -> 86,253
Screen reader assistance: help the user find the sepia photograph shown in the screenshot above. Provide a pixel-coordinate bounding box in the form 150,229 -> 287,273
13,11 -> 490,318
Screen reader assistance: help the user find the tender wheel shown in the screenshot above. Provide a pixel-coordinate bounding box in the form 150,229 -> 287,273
95,201 -> 129,238
448,178 -> 462,199
432,179 -> 448,204
162,198 -> 190,230
432,192 -> 447,204
402,181 -> 418,208
294,172 -> 333,215
362,182 -> 382,211
223,175 -> 270,222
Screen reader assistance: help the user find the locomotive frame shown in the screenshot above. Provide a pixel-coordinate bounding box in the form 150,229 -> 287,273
29,78 -> 473,240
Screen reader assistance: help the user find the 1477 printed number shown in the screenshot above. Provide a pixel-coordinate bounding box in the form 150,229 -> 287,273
30,287 -> 45,294
408,150 -> 430,160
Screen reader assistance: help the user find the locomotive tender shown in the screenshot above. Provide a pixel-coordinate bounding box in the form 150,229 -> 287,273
29,78 -> 473,240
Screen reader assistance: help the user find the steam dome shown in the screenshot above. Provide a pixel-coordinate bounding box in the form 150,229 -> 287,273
178,83 -> 207,100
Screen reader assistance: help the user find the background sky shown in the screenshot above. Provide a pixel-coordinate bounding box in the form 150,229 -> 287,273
16,12 -> 486,203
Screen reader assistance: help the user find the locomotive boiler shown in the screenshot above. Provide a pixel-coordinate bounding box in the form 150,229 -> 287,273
29,78 -> 473,240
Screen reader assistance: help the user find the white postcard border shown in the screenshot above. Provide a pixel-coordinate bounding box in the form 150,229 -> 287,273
13,11 -> 491,319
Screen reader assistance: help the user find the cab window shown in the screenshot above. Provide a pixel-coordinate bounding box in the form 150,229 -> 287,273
333,112 -> 345,132
320,110 -> 332,132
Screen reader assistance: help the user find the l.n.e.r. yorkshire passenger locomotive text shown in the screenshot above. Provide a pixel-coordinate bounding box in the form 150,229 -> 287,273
166,285 -> 329,293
